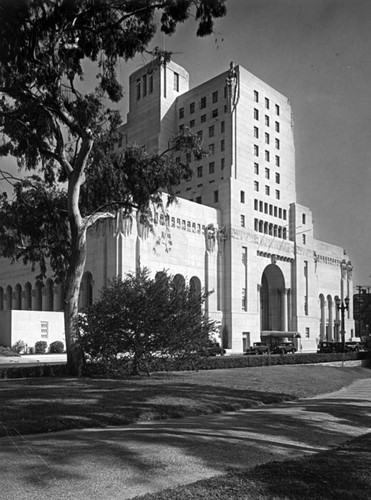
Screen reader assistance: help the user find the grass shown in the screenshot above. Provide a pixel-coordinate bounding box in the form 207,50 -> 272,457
134,433 -> 371,499
0,364 -> 369,437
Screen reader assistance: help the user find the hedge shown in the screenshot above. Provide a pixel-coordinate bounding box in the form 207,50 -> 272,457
0,363 -> 67,379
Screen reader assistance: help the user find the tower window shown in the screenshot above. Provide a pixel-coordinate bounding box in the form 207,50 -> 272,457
174,72 -> 179,91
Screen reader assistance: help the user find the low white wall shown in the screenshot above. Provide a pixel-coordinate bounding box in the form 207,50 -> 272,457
0,310 -> 64,350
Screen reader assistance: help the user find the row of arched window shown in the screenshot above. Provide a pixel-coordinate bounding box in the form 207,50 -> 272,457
0,272 -> 94,312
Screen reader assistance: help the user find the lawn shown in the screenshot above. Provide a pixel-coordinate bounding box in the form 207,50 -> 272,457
134,432 -> 371,500
0,364 -> 369,437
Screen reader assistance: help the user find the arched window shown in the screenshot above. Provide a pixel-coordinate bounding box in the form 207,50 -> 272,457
24,282 -> 32,310
6,285 -> 13,310
35,281 -> 44,310
14,284 -> 22,310
173,274 -> 185,294
46,278 -> 54,311
81,272 -> 93,308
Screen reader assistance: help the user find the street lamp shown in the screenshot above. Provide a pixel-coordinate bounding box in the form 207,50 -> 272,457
335,296 -> 350,352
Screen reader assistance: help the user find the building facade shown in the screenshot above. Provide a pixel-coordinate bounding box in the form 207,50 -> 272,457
0,58 -> 355,352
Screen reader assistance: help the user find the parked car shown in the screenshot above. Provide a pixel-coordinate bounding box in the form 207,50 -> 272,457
345,341 -> 364,352
271,342 -> 296,355
317,341 -> 350,353
244,342 -> 270,355
200,342 -> 226,357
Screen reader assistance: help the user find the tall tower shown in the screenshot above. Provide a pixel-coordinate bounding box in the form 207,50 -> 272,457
120,58 -> 189,152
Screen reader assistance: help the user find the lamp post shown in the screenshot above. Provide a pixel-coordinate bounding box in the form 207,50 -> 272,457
335,296 -> 350,352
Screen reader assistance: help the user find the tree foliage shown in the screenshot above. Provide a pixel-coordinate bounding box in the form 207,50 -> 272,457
78,268 -> 218,375
0,0 -> 227,375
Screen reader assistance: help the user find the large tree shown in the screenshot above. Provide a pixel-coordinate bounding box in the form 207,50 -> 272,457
0,0 -> 227,374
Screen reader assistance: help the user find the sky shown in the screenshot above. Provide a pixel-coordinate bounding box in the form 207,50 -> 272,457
1,0 -> 371,286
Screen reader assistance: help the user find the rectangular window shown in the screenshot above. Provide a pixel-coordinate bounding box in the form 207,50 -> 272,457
265,132 -> 270,144
221,121 -> 225,133
254,108 -> 259,120
305,327 -> 310,338
275,121 -> 280,132
259,200 -> 263,211
254,162 -> 259,174
196,196 -> 202,204
275,155 -> 280,167
275,173 -> 280,184
265,150 -> 270,162
175,156 -> 181,164
275,189 -> 280,200
240,190 -> 245,203
265,185 -> 270,196
209,161 -> 215,174
221,158 -> 225,169
254,145 -> 259,156
242,288 -> 247,311
254,126 -> 259,138
214,190 -> 219,203
302,213 -> 306,224
41,321 -> 49,339
269,204 -> 273,215
212,91 -> 218,103
265,115 -> 270,127
209,143 -> 215,154
197,166 -> 203,177
200,96 -> 207,109
275,104 -> 280,115
283,209 -> 287,220
265,168 -> 270,179
254,181 -> 259,192
302,234 -> 306,244
241,215 -> 245,227
278,208 -> 282,218
142,75 -> 147,96
179,107 -> 184,119
201,113 -> 206,123
254,218 -> 259,231
221,139 -> 225,151
190,102 -> 195,114
275,138 -> 280,150
179,124 -> 184,133
274,206 -> 278,217
209,125 -> 214,137
254,199 -> 258,210
212,108 -> 218,118
197,130 -> 203,139
190,119 -> 195,128
149,72 -> 153,93
265,97 -> 270,109
254,90 -> 259,102
174,72 -> 179,91
136,78 -> 141,100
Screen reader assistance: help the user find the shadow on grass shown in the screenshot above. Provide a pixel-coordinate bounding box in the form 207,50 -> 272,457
0,379 -> 370,498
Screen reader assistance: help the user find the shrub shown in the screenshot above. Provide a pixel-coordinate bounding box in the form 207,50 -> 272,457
49,341 -> 64,353
34,341 -> 47,354
12,340 -> 27,354
0,345 -> 19,357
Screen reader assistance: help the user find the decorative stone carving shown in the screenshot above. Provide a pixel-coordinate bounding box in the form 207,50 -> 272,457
346,261 -> 353,280
205,223 -> 216,252
340,259 -> 347,279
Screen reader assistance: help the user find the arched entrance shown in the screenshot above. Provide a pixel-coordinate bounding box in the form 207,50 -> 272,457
260,264 -> 287,332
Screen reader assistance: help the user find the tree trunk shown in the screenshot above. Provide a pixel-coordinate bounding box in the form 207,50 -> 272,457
64,223 -> 87,376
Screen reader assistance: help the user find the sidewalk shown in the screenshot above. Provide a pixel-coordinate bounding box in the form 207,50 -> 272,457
0,353 -> 66,366
1,377 -> 370,500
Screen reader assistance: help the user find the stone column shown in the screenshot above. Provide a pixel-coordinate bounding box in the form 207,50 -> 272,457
281,289 -> 288,332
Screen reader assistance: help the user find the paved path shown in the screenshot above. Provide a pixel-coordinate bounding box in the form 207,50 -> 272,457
1,378 -> 370,500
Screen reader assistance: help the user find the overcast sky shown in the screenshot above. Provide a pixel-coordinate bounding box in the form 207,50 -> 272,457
1,0 -> 370,287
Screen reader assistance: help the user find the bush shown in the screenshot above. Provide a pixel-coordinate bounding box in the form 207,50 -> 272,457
49,341 -> 64,353
34,341 -> 47,354
12,340 -> 27,354
0,345 -> 19,357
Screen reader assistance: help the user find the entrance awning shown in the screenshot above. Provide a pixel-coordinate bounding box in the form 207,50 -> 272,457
261,331 -> 301,338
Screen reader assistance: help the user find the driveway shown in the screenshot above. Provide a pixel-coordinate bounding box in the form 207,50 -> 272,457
1,378 -> 370,500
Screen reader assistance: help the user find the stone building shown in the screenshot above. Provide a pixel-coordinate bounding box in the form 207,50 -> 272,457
0,58 -> 355,352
